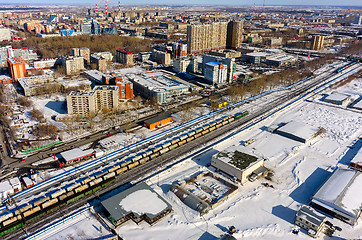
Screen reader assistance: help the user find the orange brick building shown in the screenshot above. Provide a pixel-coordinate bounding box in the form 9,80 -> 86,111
116,78 -> 133,100
7,57 -> 26,81
144,114 -> 172,129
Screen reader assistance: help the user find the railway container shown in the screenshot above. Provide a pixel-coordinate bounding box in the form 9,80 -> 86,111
108,166 -> 120,173
2,217 -> 18,227
15,205 -> 32,215
128,161 -> 139,169
0,213 -> 13,223
133,155 -> 143,162
194,133 -> 202,139
195,128 -> 203,134
41,198 -> 58,209
149,152 -> 160,159
188,131 -> 196,137
159,148 -> 169,155
138,158 -> 147,164
75,185 -> 89,194
178,140 -> 187,146
202,125 -> 210,131
153,146 -> 163,153
81,177 -> 95,185
168,144 -> 178,150
162,142 -> 172,149
210,122 -> 217,127
121,160 -> 133,168
89,178 -> 103,187
215,123 -> 222,128
180,135 -> 188,141
23,206 -> 41,218
116,167 -> 128,175
145,149 -> 154,156
235,111 -> 248,119
66,183 -> 80,192
216,119 -> 223,124
228,117 -> 235,123
104,172 -> 116,180
51,189 -> 66,199
65,191 -> 74,198
171,138 -> 180,145
186,136 -> 195,142
222,121 -> 228,125
58,193 -> 68,201
201,130 -> 209,135
209,126 -> 216,132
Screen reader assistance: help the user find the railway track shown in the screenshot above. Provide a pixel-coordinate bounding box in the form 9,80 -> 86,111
4,63 -> 361,239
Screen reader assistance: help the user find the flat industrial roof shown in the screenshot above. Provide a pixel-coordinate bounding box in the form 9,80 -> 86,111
325,92 -> 350,102
215,147 -> 261,171
101,182 -> 172,222
60,148 -> 95,162
277,121 -> 317,142
144,114 -> 172,125
312,168 -> 362,218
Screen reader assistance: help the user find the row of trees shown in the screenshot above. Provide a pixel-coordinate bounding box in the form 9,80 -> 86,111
17,34 -> 154,59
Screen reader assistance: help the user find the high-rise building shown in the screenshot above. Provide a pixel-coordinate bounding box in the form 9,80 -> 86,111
7,57 -> 26,81
151,50 -> 171,66
311,35 -> 324,50
116,79 -> 133,99
91,20 -> 101,34
0,28 -> 11,42
62,56 -> 84,75
67,86 -> 119,116
116,48 -> 134,66
204,62 -> 227,86
81,22 -> 92,34
187,22 -> 228,54
73,48 -> 90,64
173,57 -> 198,73
227,20 -> 244,49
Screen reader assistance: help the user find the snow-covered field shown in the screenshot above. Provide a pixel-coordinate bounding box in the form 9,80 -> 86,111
32,76 -> 362,240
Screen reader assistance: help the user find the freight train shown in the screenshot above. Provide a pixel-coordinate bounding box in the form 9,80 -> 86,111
335,61 -> 359,73
0,111 -> 249,237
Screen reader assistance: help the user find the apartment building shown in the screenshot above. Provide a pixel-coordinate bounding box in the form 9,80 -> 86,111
7,57 -> 26,81
311,35 -> 324,50
62,56 -> 84,75
72,48 -> 91,64
67,85 -> 119,116
116,48 -> 134,66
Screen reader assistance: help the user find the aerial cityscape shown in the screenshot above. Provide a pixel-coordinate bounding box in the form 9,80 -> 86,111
0,1 -> 361,240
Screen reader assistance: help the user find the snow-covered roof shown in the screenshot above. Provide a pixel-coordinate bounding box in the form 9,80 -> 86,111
325,92 -> 350,102
297,205 -> 325,226
353,98 -> 362,110
351,147 -> 362,166
277,121 -> 317,142
60,148 -> 95,163
312,168 -> 362,219
214,145 -> 262,170
23,177 -> 33,186
101,182 -> 172,223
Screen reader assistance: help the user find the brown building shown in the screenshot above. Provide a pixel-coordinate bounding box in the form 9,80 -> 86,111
311,35 -> 324,50
7,57 -> 26,81
227,20 -> 244,49
116,48 -> 133,66
116,79 -> 133,100
72,48 -> 91,64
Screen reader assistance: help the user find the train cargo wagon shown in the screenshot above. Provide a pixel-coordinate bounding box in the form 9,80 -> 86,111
216,124 -> 222,128
104,172 -> 116,180
171,138 -> 180,145
159,148 -> 169,155
133,155 -> 142,162
209,126 -> 216,132
41,198 -> 59,209
186,136 -> 195,142
75,185 -> 88,194
178,140 -> 187,146
162,142 -> 172,149
23,206 -> 41,218
149,152 -> 160,159
195,128 -> 203,134
51,189 -> 66,199
153,146 -> 163,153
109,166 -> 120,173
121,160 -> 133,168
168,144 -> 178,150
2,217 -> 18,227
0,213 -> 13,223
128,161 -> 140,169
202,130 -> 209,135
33,197 -> 50,207
179,135 -> 188,141
188,131 -> 196,137
15,205 -> 32,215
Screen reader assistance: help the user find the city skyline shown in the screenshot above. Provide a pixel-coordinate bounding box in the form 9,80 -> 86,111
0,0 -> 361,7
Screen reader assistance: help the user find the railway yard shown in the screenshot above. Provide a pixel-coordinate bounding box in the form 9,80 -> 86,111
0,60 -> 361,239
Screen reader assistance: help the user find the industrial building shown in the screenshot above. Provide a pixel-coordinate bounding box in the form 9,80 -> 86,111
275,121 -> 318,143
126,70 -> 194,104
350,147 -> 362,171
59,148 -> 95,164
7,57 -> 26,81
324,92 -> 351,106
100,182 -> 172,226
66,85 -> 119,116
116,48 -> 133,66
144,114 -> 172,129
211,147 -> 266,184
62,56 -> 84,75
295,205 -> 326,238
311,168 -> 362,225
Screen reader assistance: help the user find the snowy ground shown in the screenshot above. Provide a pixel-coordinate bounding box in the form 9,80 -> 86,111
24,69 -> 362,240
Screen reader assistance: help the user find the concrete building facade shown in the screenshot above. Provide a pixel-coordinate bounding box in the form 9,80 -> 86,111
7,57 -> 26,81
67,85 -> 119,116
311,35 -> 324,50
62,56 -> 84,75
173,57 -> 198,73
226,20 -> 243,49
151,50 -> 171,65
204,62 -> 227,86
116,48 -> 133,66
